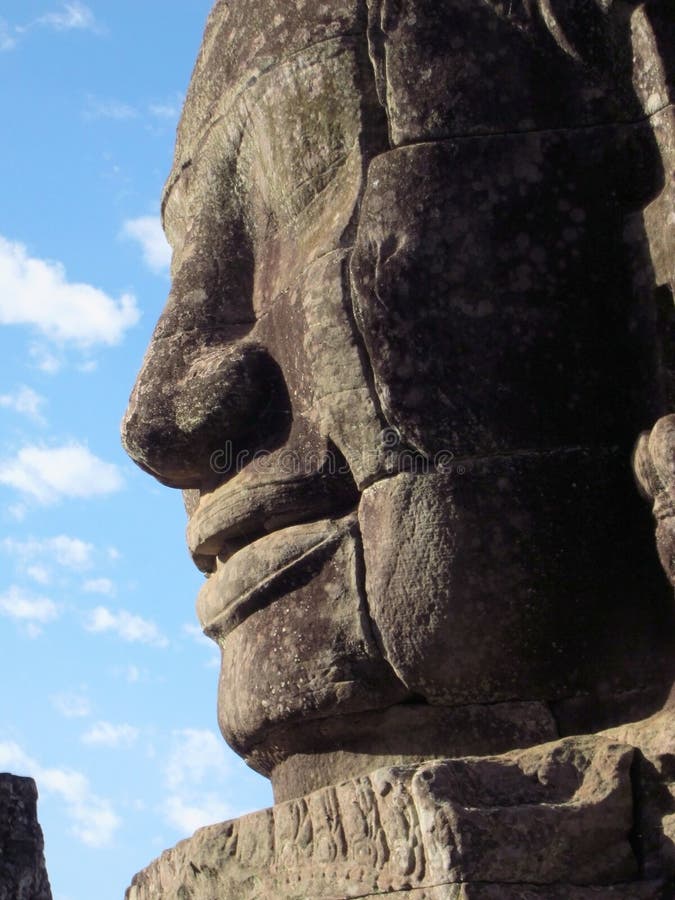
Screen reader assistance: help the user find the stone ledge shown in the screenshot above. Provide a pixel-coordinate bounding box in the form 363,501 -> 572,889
126,728 -> 675,899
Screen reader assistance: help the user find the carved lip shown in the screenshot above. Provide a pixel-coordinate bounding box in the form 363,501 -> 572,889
186,457 -> 358,565
196,515 -> 356,638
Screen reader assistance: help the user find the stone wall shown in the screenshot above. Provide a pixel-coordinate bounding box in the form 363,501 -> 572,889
0,774 -> 52,900
127,717 -> 675,899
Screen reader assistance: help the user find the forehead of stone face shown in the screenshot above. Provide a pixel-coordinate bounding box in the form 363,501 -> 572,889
170,0 -> 364,174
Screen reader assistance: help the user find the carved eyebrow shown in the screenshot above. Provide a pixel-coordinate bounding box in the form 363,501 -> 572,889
160,108 -> 245,227
161,159 -> 193,227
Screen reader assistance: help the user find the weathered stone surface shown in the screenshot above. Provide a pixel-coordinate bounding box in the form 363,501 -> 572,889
126,735 -> 660,899
265,699 -> 558,803
634,415 -> 675,587
204,514 -> 408,777
366,0 -> 643,146
604,699 -> 675,882
252,249 -> 389,488
642,103 -> 675,317
173,0 -> 368,168
122,0 -> 675,895
0,775 -> 51,900
631,2 -> 674,116
350,129 -> 664,458
359,463 -> 675,713
355,889 -> 669,899
124,34 -> 388,489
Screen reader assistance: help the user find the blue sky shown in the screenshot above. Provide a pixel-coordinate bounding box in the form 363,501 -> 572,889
0,3 -> 273,898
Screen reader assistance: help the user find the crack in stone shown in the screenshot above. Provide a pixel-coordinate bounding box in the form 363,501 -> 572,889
385,100 -> 674,150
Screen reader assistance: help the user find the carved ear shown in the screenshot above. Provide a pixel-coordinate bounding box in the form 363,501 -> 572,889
649,414 -> 675,490
633,430 -> 658,501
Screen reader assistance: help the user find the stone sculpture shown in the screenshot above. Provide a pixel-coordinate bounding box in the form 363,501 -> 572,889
123,1 -> 675,896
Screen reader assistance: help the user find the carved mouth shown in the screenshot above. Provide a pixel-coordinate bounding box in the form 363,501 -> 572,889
186,445 -> 359,567
196,515 -> 356,638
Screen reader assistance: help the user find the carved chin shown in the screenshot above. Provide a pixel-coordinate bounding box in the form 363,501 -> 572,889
213,516 -> 408,765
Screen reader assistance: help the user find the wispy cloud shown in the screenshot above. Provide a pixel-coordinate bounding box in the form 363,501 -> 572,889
148,94 -> 183,121
0,19 -> 17,51
0,585 -> 60,636
29,344 -> 62,375
0,235 -> 140,347
82,721 -> 139,748
111,663 -> 144,684
51,691 -> 92,719
3,535 -> 95,569
0,741 -> 120,847
164,794 -> 235,835
0,443 -> 123,505
0,386 -> 47,424
82,577 -> 115,597
162,729 -> 234,834
122,216 -> 171,273
83,96 -> 139,122
164,730 -> 229,791
36,2 -> 98,32
26,564 -> 50,585
84,606 -> 168,648
1,4 -> 101,52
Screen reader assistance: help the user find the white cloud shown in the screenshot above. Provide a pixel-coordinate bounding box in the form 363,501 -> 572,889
0,235 -> 140,347
125,664 -> 141,683
0,19 -> 16,51
162,730 -> 234,834
0,443 -> 123,505
0,386 -> 47,424
3,535 -> 95,570
82,577 -> 115,597
148,94 -> 183,121
0,4 -> 99,51
112,664 -> 143,684
0,741 -> 120,847
122,216 -> 171,273
83,96 -> 139,122
44,768 -> 120,847
81,721 -> 139,748
7,503 -> 27,521
37,3 -> 97,32
26,564 -> 50,585
0,585 -> 59,635
29,344 -> 62,374
164,794 -> 234,835
84,606 -> 168,648
51,691 -> 92,719
164,730 -> 229,792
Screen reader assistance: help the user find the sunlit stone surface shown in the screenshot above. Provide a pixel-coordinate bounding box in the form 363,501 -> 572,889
123,1 -> 675,895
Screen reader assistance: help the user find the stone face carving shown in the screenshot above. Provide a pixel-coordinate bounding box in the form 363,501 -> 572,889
0,775 -> 52,900
122,0 -> 675,800
123,0 -> 675,895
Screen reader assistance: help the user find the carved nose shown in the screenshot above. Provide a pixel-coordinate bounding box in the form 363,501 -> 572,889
122,340 -> 287,490
122,196 -> 291,489
121,271 -> 290,490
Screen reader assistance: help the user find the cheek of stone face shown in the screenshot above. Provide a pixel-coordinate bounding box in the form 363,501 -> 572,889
251,251 -> 386,488
214,521 -> 407,767
350,128 -> 663,459
358,455 -> 675,710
